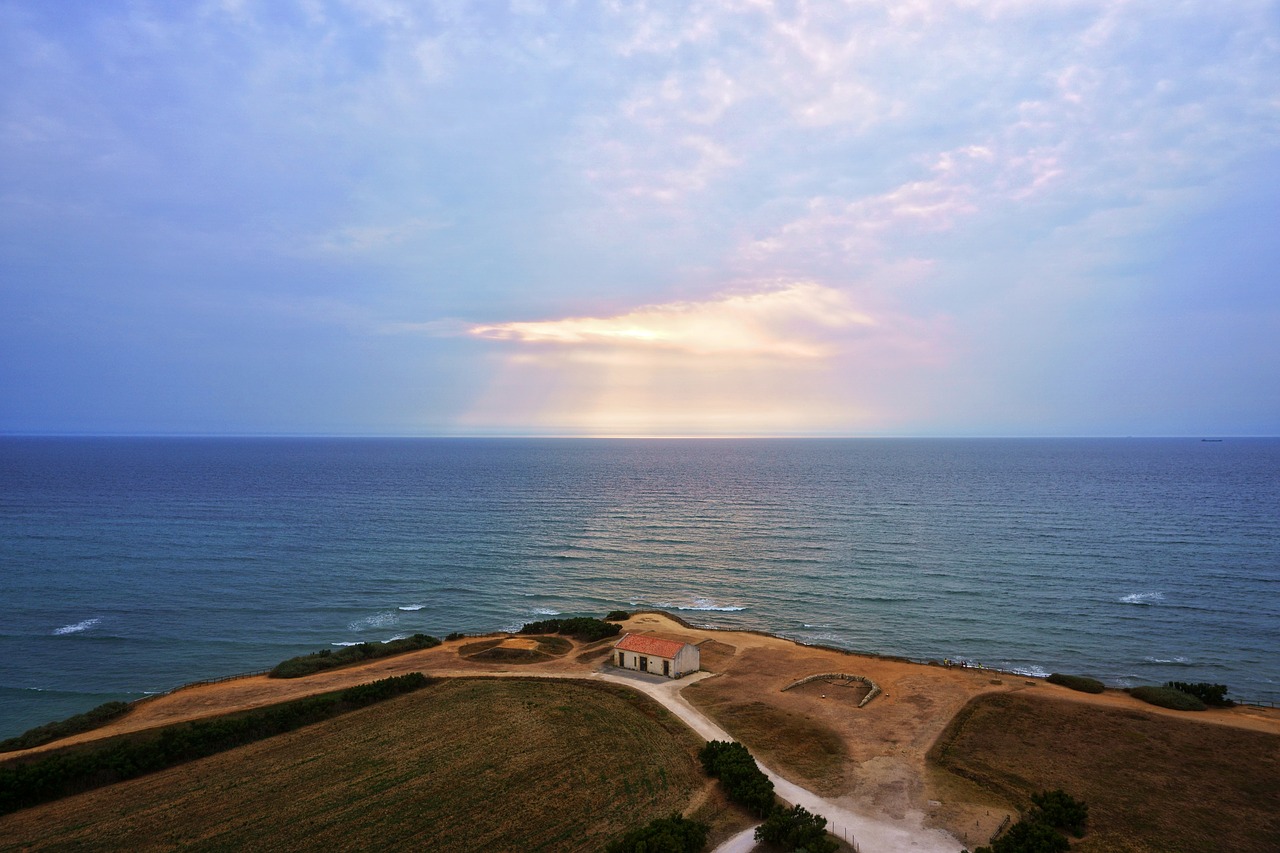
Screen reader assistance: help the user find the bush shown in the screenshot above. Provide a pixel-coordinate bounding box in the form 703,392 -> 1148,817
269,633 -> 441,678
974,818 -> 1070,853
518,617 -> 621,642
0,673 -> 432,816
445,632 -> 467,642
699,740 -> 775,816
1046,673 -> 1104,694
756,804 -> 838,853
605,610 -> 631,621
1128,685 -> 1207,711
972,790 -> 1086,853
1165,681 -> 1233,707
1030,789 -> 1088,837
0,701 -> 133,753
605,813 -> 708,853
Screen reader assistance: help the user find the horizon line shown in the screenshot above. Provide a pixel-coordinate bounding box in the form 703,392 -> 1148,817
1,431 -> 1270,441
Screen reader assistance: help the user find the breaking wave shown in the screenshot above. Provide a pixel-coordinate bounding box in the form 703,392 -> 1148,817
1120,592 -> 1165,605
348,612 -> 398,632
53,618 -> 101,636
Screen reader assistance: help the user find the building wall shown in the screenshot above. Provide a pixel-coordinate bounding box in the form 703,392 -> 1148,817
673,644 -> 700,676
614,645 -> 701,678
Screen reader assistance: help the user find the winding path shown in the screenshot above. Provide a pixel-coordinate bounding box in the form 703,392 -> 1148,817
588,669 -> 964,853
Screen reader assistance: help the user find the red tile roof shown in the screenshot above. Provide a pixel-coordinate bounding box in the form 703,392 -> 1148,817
614,633 -> 690,658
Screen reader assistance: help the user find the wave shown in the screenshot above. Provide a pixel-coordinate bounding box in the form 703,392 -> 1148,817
53,618 -> 101,636
530,607 -> 561,616
348,612 -> 398,632
397,604 -> 425,611
1120,592 -> 1165,605
1143,656 -> 1193,665
1007,664 -> 1051,678
651,596 -> 746,612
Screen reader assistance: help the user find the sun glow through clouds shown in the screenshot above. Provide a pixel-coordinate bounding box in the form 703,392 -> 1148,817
459,284 -> 921,436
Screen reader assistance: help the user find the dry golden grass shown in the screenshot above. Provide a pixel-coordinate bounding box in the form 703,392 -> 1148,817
684,677 -> 849,795
931,691 -> 1280,853
0,678 -> 723,853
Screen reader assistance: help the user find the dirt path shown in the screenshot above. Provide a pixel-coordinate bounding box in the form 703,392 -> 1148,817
588,669 -> 962,852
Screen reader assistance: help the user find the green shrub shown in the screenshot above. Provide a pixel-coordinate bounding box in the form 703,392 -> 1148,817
756,804 -> 838,852
1164,682 -> 1233,707
445,632 -> 467,642
605,813 -> 708,853
974,818 -> 1069,853
1046,673 -> 1104,694
698,740 -> 775,816
0,673 -> 432,816
0,701 -> 133,753
269,633 -> 440,678
971,790 -> 1086,853
518,617 -> 621,642
605,610 -> 630,622
1030,789 -> 1088,837
1128,685 -> 1207,711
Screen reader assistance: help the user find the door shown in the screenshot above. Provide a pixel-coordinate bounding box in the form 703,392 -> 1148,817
663,659 -> 670,677
640,656 -> 648,672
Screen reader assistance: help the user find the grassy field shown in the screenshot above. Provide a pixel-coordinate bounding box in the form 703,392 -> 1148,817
0,678 -> 726,853
931,692 -> 1280,853
683,677 -> 849,796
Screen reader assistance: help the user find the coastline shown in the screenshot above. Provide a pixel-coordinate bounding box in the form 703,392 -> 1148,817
6,611 -> 1278,851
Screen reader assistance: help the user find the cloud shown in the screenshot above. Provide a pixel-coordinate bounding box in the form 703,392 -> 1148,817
468,283 -> 875,358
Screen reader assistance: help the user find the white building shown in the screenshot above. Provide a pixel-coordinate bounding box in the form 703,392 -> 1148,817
612,633 -> 700,679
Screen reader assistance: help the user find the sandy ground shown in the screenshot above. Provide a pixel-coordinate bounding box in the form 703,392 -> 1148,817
8,612 -> 1278,851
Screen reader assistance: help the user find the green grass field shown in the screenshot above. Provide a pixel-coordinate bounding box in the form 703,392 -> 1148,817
0,678 -> 719,853
931,692 -> 1280,853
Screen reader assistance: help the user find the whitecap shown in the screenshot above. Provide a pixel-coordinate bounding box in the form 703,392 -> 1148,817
398,604 -> 426,611
348,612 -> 398,632
531,607 -> 561,616
331,641 -> 362,647
667,596 -> 746,612
1008,664 -> 1052,678
383,634 -> 411,643
1144,656 -> 1192,665
1120,592 -> 1164,605
53,618 -> 101,636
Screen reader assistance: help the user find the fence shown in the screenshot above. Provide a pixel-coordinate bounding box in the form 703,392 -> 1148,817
131,668 -> 271,705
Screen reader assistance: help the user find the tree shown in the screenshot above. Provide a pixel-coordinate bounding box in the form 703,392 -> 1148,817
755,804 -> 839,853
605,813 -> 708,853
1030,789 -> 1088,837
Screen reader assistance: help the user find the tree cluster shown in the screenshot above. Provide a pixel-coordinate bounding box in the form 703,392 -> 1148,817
755,804 -> 839,853
1045,673 -> 1104,694
0,701 -> 133,753
698,740 -> 775,816
1165,681 -> 1233,707
605,813 -> 708,853
269,633 -> 441,678
518,616 -> 622,642
1127,685 -> 1207,711
972,790 -> 1088,853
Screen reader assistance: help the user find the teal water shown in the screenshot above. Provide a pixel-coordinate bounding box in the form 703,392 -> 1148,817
2,436 -> 1277,738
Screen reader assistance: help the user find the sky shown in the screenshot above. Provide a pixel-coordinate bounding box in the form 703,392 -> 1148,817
2,1 -> 1278,437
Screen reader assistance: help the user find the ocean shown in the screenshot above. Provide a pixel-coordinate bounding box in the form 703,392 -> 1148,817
2,436 -> 1277,738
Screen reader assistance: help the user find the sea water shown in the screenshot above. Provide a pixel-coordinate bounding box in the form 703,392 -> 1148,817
2,436 -> 1277,738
